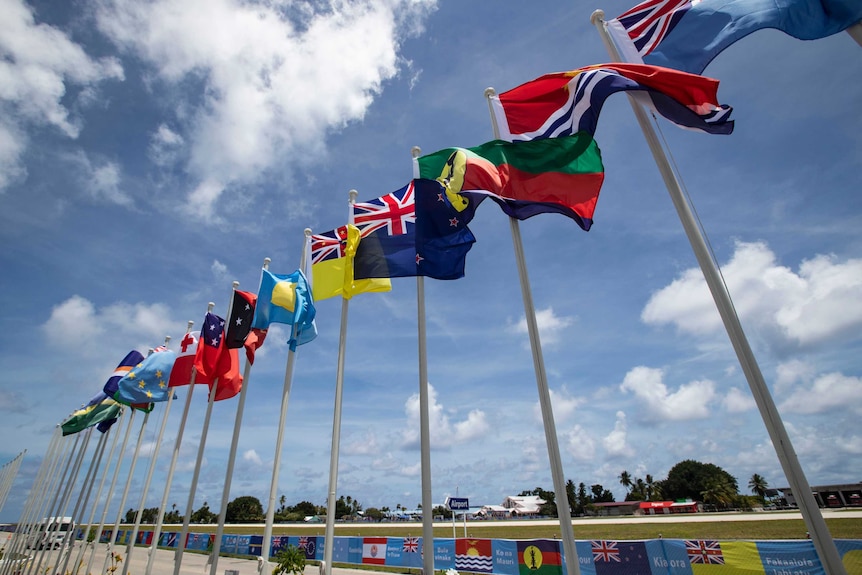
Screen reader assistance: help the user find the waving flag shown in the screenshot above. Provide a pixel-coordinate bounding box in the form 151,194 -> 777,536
311,225 -> 391,301
168,331 -> 202,387
61,392 -> 123,436
194,312 -> 243,401
490,63 -> 733,138
103,350 -> 145,397
252,268 -> 317,348
608,0 -> 862,75
226,290 -> 257,348
418,135 -> 604,229
353,179 -> 481,281
114,348 -> 177,405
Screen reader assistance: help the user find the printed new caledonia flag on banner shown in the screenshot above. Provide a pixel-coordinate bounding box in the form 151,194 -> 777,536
489,63 -> 733,139
607,0 -> 862,75
362,537 -> 388,565
518,539 -> 562,575
418,135 -> 604,230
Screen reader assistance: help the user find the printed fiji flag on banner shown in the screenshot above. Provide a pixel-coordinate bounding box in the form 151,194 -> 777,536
606,0 -> 862,75
518,540 -> 563,575
362,537 -> 388,565
418,136 -> 604,230
456,539 -> 493,573
489,63 -> 733,138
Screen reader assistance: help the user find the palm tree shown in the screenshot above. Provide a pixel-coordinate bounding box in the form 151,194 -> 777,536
748,474 -> 769,499
279,494 -> 286,513
701,478 -> 736,509
619,470 -> 633,493
645,474 -> 660,501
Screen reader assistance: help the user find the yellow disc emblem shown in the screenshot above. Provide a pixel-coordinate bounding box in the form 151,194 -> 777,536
437,150 -> 470,213
523,545 -> 544,571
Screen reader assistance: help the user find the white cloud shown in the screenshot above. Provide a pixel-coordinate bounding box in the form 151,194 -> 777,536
534,386 -> 583,423
0,121 -> 26,191
401,384 -> 489,449
149,123 -> 185,167
779,371 -> 862,415
509,307 -> 574,347
642,241 -> 862,352
94,0 -> 436,217
211,259 -> 229,282
242,449 -> 263,466
723,387 -> 755,413
564,424 -> 596,461
619,366 -> 716,423
0,0 -> 123,190
43,295 -> 180,356
65,151 -> 130,205
602,411 -> 634,457
344,431 -> 379,456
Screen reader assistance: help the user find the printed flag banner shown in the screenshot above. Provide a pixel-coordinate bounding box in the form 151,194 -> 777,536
311,225 -> 391,301
490,63 -> 733,139
517,539 -> 563,575
252,268 -> 317,348
607,0 -> 862,75
363,537 -> 388,565
456,538 -> 494,573
61,392 -> 123,436
114,348 -> 177,405
353,179 -> 481,281
593,541 -> 652,575
168,331 -> 203,387
194,312 -> 243,401
418,135 -> 604,230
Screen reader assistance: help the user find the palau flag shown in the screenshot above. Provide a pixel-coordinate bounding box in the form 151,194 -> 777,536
114,349 -> 177,405
61,392 -> 123,436
489,63 -> 733,138
608,0 -> 862,75
418,136 -> 604,230
252,268 -> 317,348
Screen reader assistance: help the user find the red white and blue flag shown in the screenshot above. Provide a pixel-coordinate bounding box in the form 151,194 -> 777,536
311,226 -> 349,265
402,537 -> 419,553
353,181 -> 415,237
591,540 -> 621,562
685,540 -> 725,564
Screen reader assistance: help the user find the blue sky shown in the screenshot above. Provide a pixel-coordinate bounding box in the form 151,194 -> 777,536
1,0 -> 861,524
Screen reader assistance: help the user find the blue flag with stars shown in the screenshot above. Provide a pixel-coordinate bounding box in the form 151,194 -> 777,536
114,349 -> 177,405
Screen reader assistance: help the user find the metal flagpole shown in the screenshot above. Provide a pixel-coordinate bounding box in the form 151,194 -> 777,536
0,450 -> 24,512
481,90 -> 581,575
73,408 -> 126,575
86,408 -> 136,575
102,410 -> 151,575
591,11 -> 846,575
56,428 -> 110,575
146,320 -> 196,575
210,278 -> 259,575
259,238 -> 309,574
174,303 -> 221,575
323,190 -> 360,575
409,146 -> 436,575
122,337 -> 174,575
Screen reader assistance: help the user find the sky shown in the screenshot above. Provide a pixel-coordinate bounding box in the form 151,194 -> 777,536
1,0 -> 861,525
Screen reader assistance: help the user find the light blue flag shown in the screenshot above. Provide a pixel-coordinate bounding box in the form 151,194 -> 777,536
114,349 -> 177,405
609,0 -> 862,74
251,268 -> 317,349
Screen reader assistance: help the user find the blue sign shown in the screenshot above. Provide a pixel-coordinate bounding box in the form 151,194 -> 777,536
446,497 -> 469,511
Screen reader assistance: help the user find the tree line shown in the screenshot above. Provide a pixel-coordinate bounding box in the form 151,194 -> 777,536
121,460 -> 776,524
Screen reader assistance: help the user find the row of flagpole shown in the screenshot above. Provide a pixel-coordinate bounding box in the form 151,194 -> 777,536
0,451 -> 25,515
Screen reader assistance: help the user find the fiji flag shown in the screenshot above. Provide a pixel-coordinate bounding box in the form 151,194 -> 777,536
114,349 -> 177,405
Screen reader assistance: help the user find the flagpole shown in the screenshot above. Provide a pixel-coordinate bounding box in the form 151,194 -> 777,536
259,241 -> 308,574
56,428 -> 110,575
73,408 -> 126,575
86,408 -> 137,575
847,21 -> 862,46
482,89 -> 581,575
174,303 -> 220,575
408,147 -> 436,575
591,11 -> 846,575
323,188 -> 359,575
122,336 -> 174,575
0,450 -> 24,512
209,280 -> 257,575
146,320 -> 196,575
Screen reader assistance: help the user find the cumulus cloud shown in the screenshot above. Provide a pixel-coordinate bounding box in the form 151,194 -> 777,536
642,241 -> 862,352
43,295 -> 180,356
509,307 -> 575,347
602,411 -> 634,457
242,449 -> 263,466
723,387 -> 756,413
619,366 -> 716,423
0,0 -> 123,191
564,424 -> 596,461
779,371 -> 862,415
401,384 -> 489,449
94,0 -> 436,218
64,151 -> 131,205
534,386 -> 583,423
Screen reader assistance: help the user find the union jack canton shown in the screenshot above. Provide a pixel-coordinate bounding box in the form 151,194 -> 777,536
615,0 -> 691,57
591,540 -> 621,562
685,540 -> 725,564
353,181 -> 416,237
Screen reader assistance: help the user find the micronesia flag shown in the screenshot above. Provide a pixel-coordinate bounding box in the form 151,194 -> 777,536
607,0 -> 862,75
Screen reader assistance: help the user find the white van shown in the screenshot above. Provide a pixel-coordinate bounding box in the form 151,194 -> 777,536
26,517 -> 75,550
